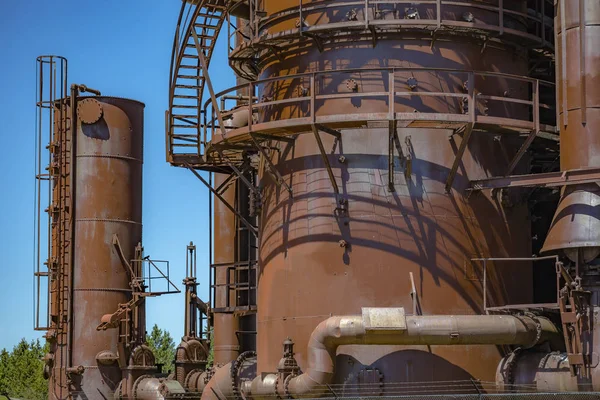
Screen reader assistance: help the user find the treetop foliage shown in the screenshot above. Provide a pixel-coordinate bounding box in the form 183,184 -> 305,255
0,338 -> 48,400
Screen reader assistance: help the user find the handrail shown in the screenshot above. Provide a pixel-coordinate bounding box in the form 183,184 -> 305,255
194,66 -> 556,162
203,66 -> 555,111
227,0 -> 554,79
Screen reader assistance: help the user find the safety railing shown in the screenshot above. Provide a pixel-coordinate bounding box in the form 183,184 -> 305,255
132,258 -> 181,296
202,66 -> 555,156
34,55 -> 68,331
471,255 -> 561,313
209,260 -> 257,313
228,0 -> 554,78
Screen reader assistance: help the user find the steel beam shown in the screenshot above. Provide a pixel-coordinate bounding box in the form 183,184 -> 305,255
505,129 -> 538,176
312,124 -> 340,196
468,167 -> 600,191
315,123 -> 341,139
183,161 -> 258,237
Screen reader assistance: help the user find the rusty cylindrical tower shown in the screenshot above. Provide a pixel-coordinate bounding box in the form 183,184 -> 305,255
240,0 -> 551,387
70,96 -> 145,398
166,0 -> 562,397
43,92 -> 146,400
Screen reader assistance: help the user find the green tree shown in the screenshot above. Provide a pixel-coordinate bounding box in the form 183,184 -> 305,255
146,324 -> 176,373
0,338 -> 48,400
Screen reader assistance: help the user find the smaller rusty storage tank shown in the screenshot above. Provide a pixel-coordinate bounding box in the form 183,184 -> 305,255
69,97 -> 144,399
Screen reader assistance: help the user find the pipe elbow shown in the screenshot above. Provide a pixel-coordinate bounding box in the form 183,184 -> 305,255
200,363 -> 234,400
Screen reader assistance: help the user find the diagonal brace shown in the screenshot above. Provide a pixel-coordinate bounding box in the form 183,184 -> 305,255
445,122 -> 474,193
505,129 -> 538,176
312,124 -> 340,196
215,148 -> 260,198
184,161 -> 258,238
315,124 -> 341,139
249,133 -> 293,197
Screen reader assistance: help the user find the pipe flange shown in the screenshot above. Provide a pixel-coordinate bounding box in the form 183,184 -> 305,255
132,374 -> 154,400
231,351 -> 257,400
505,347 -> 522,387
114,379 -> 124,399
273,375 -> 281,400
283,373 -> 296,399
184,368 -> 204,390
522,312 -> 542,349
537,350 -> 561,369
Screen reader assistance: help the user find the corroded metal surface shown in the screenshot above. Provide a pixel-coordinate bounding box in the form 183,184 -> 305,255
542,0 -> 600,254
69,97 -> 144,399
251,0 -> 538,386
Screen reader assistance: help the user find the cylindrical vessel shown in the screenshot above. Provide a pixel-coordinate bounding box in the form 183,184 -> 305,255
70,97 -> 144,399
542,0 -> 600,257
212,173 -> 241,365
251,0 -> 542,387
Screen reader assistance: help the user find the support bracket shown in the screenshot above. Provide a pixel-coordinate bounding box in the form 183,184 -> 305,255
315,123 -> 341,139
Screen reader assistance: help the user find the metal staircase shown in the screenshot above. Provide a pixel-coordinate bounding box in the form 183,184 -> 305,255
167,0 -> 229,166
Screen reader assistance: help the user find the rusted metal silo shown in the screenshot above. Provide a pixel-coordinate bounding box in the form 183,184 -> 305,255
69,96 -> 145,398
40,91 -> 145,400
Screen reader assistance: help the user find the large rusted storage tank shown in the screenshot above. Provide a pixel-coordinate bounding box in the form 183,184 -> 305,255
70,97 -> 144,399
252,0 -> 539,386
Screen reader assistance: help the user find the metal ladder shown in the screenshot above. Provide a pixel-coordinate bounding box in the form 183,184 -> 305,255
35,55 -> 72,400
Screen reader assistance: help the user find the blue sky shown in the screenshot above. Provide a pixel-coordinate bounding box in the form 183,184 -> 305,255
0,1 -> 234,350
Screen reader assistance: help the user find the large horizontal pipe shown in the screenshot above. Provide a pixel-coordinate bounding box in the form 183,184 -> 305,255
247,309 -> 562,399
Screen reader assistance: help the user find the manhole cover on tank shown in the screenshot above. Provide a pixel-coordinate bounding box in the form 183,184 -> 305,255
77,98 -> 103,124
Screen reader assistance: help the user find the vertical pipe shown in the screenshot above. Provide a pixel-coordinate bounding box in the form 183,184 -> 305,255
560,0 -> 567,127
579,0 -> 586,125
68,84 -> 78,369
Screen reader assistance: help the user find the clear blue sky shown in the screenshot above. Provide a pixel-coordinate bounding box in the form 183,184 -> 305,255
0,1 -> 234,350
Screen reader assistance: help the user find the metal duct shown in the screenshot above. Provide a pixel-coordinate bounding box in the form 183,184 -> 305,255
247,308 -> 561,399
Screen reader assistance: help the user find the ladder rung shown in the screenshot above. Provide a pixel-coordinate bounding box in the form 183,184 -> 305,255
194,23 -> 218,30
172,124 -> 199,128
177,74 -> 204,80
179,65 -> 203,70
173,114 -> 200,119
175,84 -> 203,89
173,143 -> 199,147
197,12 -> 221,18
172,104 -> 199,109
173,95 -> 199,99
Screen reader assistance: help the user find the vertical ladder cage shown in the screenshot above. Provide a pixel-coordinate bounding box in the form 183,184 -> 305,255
34,55 -> 68,331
